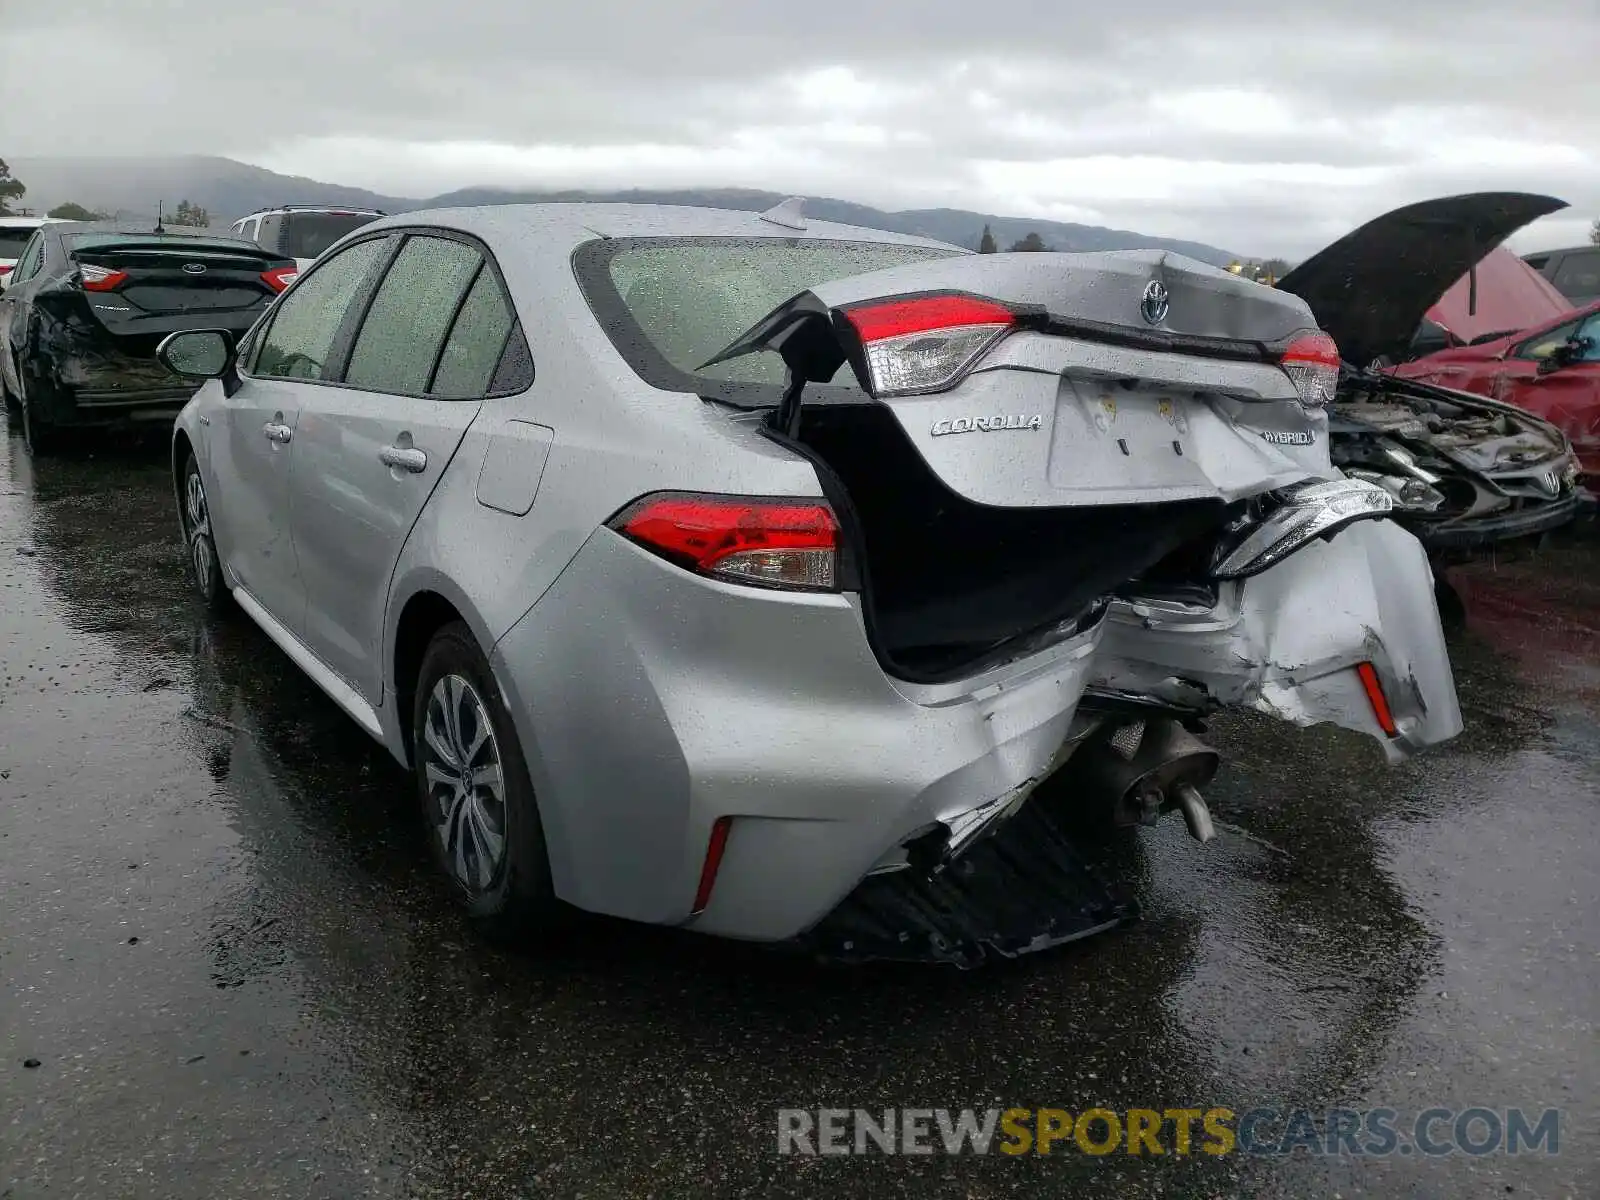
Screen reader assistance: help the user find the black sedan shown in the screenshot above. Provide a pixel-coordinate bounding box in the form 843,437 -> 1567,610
0,221 -> 297,453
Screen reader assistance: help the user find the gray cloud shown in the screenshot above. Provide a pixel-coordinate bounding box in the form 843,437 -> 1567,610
2,0 -> 1596,255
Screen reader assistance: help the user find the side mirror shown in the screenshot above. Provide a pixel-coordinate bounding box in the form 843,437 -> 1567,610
1536,341 -> 1576,376
157,329 -> 233,378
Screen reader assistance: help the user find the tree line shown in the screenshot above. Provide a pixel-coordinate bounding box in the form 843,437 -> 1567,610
0,158 -> 209,226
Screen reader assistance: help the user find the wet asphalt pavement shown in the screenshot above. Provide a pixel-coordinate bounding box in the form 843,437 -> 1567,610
1,419 -> 1596,1200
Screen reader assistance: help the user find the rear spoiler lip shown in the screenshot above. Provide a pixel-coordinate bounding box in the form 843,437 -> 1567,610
70,241 -> 290,262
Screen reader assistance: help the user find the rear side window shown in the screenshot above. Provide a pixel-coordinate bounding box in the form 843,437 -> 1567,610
430,267 -> 517,398
344,235 -> 483,394
1551,250 -> 1600,298
0,227 -> 35,258
282,213 -> 378,261
253,237 -> 388,380
576,237 -> 959,394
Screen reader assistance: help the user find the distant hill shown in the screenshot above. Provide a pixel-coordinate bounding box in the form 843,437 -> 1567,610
8,155 -> 402,226
8,154 -> 1238,264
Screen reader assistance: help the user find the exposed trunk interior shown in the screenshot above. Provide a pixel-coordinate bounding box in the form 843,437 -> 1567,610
782,403 -> 1231,682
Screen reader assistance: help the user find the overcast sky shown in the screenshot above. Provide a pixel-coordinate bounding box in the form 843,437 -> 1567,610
2,0 -> 1596,256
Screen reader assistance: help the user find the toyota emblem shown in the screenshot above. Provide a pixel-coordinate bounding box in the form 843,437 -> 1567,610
1140,280 -> 1170,326
182,262 -> 207,275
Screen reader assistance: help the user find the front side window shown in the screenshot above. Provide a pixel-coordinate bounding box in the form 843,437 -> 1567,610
1572,314 -> 1600,363
343,235 -> 483,395
252,237 -> 388,380
1514,319 -> 1582,362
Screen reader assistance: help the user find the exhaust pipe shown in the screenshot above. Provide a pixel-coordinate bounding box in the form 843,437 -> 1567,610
1171,782 -> 1215,844
1074,716 -> 1221,843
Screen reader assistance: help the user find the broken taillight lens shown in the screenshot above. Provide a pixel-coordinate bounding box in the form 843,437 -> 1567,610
841,293 -> 1016,397
79,263 -> 129,292
609,492 -> 841,592
1278,330 -> 1341,408
261,266 -> 298,293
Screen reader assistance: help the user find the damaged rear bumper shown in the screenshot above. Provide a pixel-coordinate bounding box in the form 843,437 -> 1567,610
1094,517 -> 1463,762
793,786 -> 1135,968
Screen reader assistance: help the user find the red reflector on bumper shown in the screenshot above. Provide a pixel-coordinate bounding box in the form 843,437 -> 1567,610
1357,662 -> 1398,736
691,816 -> 733,916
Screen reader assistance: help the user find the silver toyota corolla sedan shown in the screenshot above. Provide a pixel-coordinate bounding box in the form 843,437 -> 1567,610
158,201 -> 1461,965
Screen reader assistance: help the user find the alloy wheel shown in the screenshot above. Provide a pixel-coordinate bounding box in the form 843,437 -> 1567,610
420,674 -> 508,892
185,470 -> 214,594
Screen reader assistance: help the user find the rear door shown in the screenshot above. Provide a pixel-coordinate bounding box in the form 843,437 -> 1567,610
287,231 -> 509,701
211,235 -> 393,634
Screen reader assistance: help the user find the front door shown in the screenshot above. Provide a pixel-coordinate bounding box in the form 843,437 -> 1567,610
288,232 -> 518,701
210,235 -> 392,634
1492,312 -> 1600,477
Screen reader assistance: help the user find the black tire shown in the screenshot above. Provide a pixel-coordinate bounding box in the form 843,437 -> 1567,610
18,371 -> 64,456
180,454 -> 230,611
412,620 -> 558,939
21,395 -> 62,456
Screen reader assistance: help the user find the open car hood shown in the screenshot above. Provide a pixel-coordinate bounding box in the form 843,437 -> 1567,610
1276,192 -> 1568,368
1423,246 -> 1576,345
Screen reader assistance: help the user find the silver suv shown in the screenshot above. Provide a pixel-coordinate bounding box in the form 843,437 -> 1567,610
155,203 -> 1460,964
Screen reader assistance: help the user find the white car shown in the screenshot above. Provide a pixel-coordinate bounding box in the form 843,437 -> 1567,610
0,216 -> 71,290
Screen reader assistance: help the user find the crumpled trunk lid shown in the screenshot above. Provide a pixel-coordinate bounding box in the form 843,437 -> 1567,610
712,249 -> 1341,682
712,249 -> 1329,511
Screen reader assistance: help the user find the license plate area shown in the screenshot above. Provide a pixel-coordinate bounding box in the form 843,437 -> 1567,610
1046,380 -> 1205,491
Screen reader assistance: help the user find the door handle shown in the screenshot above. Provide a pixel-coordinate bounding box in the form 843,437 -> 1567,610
262,421 -> 292,444
379,444 -> 428,473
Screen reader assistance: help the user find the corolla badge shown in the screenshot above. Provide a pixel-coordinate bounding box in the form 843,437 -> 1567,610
1140,280 -> 1170,325
930,414 -> 1044,437
182,262 -> 207,275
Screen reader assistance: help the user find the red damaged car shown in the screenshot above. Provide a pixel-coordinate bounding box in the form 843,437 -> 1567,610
1393,245 -> 1600,486
1277,193 -> 1590,554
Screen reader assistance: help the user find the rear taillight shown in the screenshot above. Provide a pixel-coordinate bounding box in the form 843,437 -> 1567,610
609,492 -> 841,592
261,266 -> 298,293
1278,330 -> 1340,408
841,293 -> 1016,397
0,265 -> 12,276
79,264 -> 129,292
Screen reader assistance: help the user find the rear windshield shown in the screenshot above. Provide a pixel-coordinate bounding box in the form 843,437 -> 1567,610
578,237 -> 960,391
282,213 -> 380,260
0,228 -> 36,257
